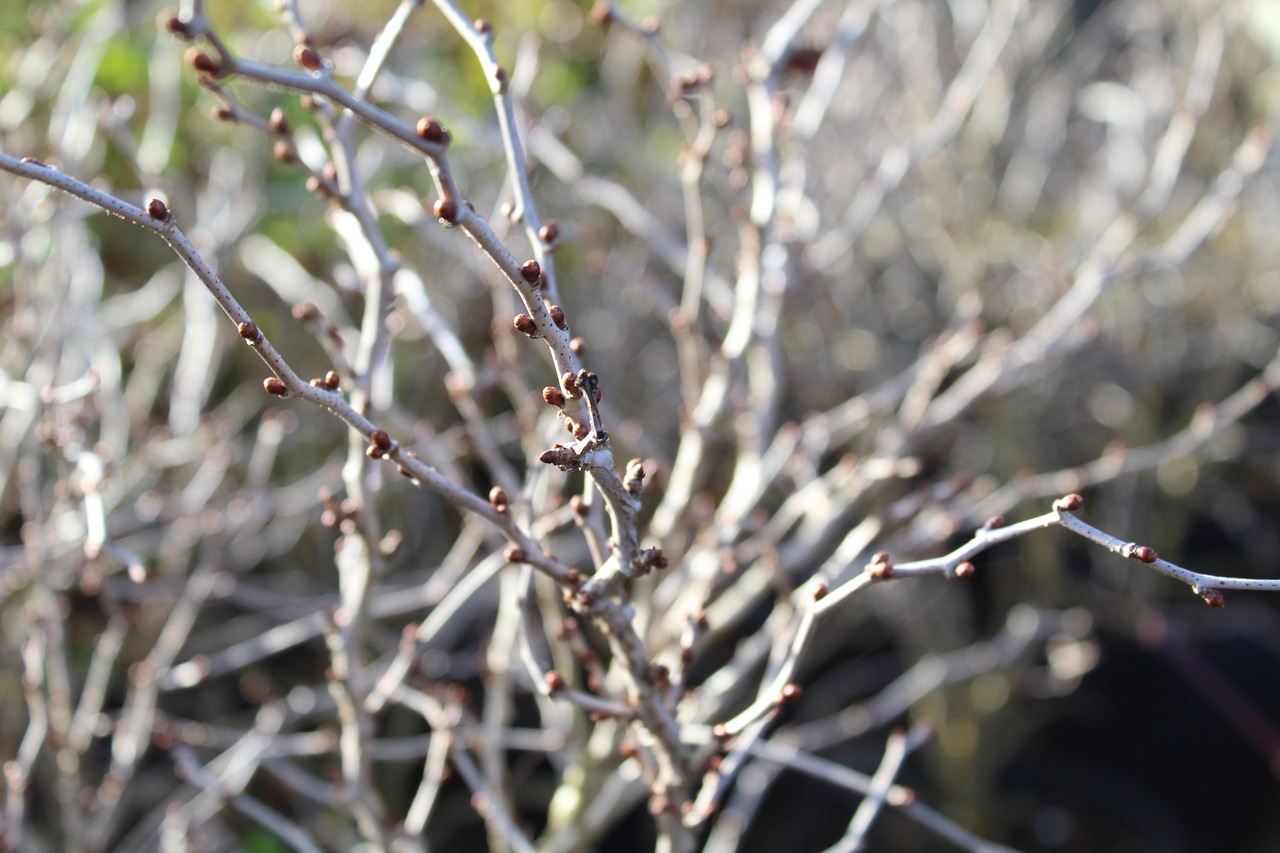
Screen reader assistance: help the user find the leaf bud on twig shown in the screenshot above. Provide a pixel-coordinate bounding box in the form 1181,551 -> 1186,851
548,304 -> 567,330
1195,586 -> 1226,607
542,386 -> 566,408
953,561 -> 976,579
503,545 -> 527,563
323,371 -> 340,390
561,371 -> 580,399
488,486 -> 509,513
513,313 -> 538,337
1054,493 -> 1085,512
184,47 -> 221,76
812,581 -> 829,601
263,377 -> 287,396
415,116 -> 450,145
544,671 -> 565,692
539,221 -> 559,246
473,18 -> 492,35
146,197 -> 169,220
293,44 -> 323,72
1123,543 -> 1159,564
237,321 -> 259,342
432,197 -> 458,225
570,337 -> 586,355
520,259 -> 542,283
778,683 -> 803,704
268,107 -> 290,135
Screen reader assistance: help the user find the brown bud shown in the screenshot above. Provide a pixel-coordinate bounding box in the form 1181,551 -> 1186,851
488,486 -> 509,512
365,444 -> 384,459
415,116 -> 449,145
269,107 -> 290,134
779,683 -> 803,704
493,66 -> 508,93
520,260 -> 541,283
539,221 -> 559,245
263,377 -> 287,396
146,197 -> 169,220
161,13 -> 191,38
473,18 -> 492,35
293,302 -> 320,322
570,337 -> 586,355
513,314 -> 538,337
1123,544 -> 1158,564
539,445 -> 579,469
565,567 -> 582,586
212,105 -> 234,121
570,420 -> 589,440
1054,493 -> 1085,512
184,47 -> 220,76
433,197 -> 459,224
983,516 -> 1006,531
503,545 -> 527,563
954,561 -> 976,580
1196,586 -> 1226,608
543,386 -> 566,408
544,671 -> 565,692
641,548 -> 669,571
812,581 -> 829,601
272,140 -> 295,163
323,371 -> 341,390
370,429 -> 392,451
569,495 -> 588,518
500,201 -> 516,220
237,321 -> 259,341
871,562 -> 895,580
293,44 -> 322,72
872,551 -> 890,564
561,372 -> 579,398
548,304 -> 567,330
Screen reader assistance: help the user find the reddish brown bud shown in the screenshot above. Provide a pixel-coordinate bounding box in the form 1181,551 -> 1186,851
641,548 -> 669,571
503,545 -> 527,563
577,590 -> 595,608
1124,544 -> 1158,564
473,18 -> 492,35
500,201 -> 516,220
872,551 -> 890,564
370,429 -> 392,451
494,66 -> 508,93
237,321 -> 259,341
561,372 -> 579,398
570,337 -> 586,355
779,683 -> 803,704
184,47 -> 219,76
1196,586 -> 1226,607
269,107 -> 289,134
620,742 -> 638,759
323,371 -> 341,390
1055,493 -> 1085,512
513,314 -> 538,337
293,44 -> 322,72
544,671 -> 565,692
539,446 -> 578,468
539,221 -> 559,245
871,562 -> 895,580
569,495 -> 588,518
272,140 -> 295,163
954,561 -> 976,579
543,386 -> 566,407
712,724 -> 730,742
161,13 -> 190,38
565,567 -> 582,586
520,260 -> 541,283
415,116 -> 449,145
212,105 -> 234,121
365,444 -> 384,459
433,197 -> 459,224
549,304 -> 567,330
263,377 -> 287,396
146,197 -> 169,220
489,486 -> 509,512
812,581 -> 829,601
983,516 -> 1006,530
